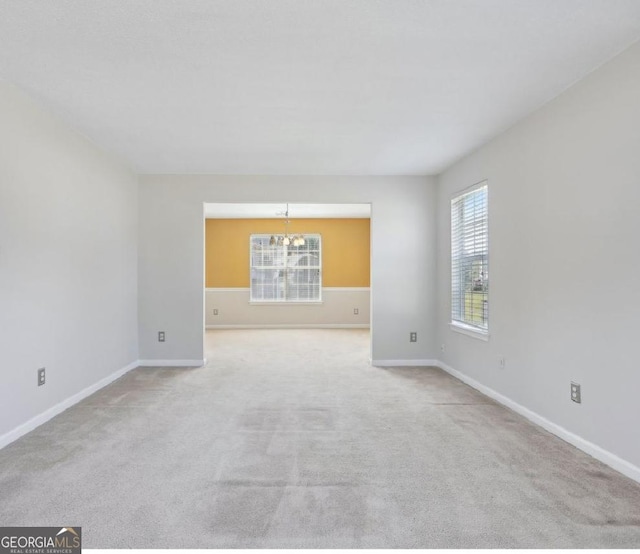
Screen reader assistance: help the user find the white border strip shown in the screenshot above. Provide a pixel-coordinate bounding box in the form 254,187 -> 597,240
138,359 -> 206,367
435,360 -> 640,484
371,359 -> 439,367
206,324 -> 369,330
0,360 -> 139,450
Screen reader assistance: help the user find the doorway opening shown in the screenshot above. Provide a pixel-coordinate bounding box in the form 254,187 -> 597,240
203,202 -> 372,361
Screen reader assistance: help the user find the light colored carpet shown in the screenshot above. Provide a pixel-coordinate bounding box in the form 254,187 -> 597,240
1,329 -> 640,548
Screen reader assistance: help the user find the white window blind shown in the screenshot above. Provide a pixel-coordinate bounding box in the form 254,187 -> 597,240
250,234 -> 322,302
451,182 -> 488,331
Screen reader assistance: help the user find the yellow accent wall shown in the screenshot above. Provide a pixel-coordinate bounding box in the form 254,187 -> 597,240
205,218 -> 370,288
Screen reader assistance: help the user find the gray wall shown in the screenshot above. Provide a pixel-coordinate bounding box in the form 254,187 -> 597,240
0,84 -> 139,440
436,41 -> 640,470
138,175 -> 437,364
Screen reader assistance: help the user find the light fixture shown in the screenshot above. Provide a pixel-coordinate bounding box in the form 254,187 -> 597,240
269,204 -> 305,248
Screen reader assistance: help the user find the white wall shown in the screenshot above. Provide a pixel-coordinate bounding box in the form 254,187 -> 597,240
138,176 -> 436,363
0,84 -> 139,441
436,41 -> 640,471
205,288 -> 370,328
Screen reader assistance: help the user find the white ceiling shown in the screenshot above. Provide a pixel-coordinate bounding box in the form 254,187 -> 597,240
2,1 -> 640,175
204,203 -> 370,219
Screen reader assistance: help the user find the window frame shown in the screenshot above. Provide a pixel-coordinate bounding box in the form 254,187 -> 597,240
450,181 -> 489,339
249,233 -> 323,304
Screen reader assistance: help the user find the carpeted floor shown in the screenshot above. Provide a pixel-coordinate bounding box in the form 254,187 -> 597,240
1,329 -> 640,548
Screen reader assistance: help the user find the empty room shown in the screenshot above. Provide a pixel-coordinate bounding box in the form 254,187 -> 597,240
1,0 -> 640,549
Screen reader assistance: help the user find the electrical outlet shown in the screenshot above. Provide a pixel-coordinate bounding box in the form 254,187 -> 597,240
37,367 -> 45,386
213,309 -> 219,315
410,332 -> 417,343
441,343 -> 446,352
353,308 -> 359,315
499,356 -> 506,370
571,382 -> 581,403
158,331 -> 165,342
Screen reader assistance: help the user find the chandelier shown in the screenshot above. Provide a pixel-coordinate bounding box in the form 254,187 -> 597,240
269,204 -> 305,247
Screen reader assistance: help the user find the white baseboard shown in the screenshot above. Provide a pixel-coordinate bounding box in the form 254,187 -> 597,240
206,324 -> 370,330
138,359 -> 206,367
371,359 -> 439,367
435,360 -> 640,485
0,360 -> 139,451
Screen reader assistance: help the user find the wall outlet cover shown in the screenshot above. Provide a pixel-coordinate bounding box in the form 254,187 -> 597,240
571,382 -> 581,403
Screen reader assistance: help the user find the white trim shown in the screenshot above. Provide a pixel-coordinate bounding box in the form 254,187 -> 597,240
206,324 -> 370,330
205,287 -> 370,292
435,360 -> 640,485
205,287 -> 248,292
449,322 -> 490,341
323,287 -> 371,292
138,359 -> 206,367
451,178 -> 489,201
371,359 -> 439,367
248,301 -> 324,306
0,360 -> 139,450
203,202 -> 371,219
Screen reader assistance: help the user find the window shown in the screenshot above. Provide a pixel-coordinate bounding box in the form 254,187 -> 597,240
250,234 -> 322,302
451,182 -> 488,333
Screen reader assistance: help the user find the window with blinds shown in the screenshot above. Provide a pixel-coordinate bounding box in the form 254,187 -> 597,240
250,234 -> 322,302
451,182 -> 488,332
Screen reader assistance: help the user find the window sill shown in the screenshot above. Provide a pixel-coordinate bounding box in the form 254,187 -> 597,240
449,322 -> 489,341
